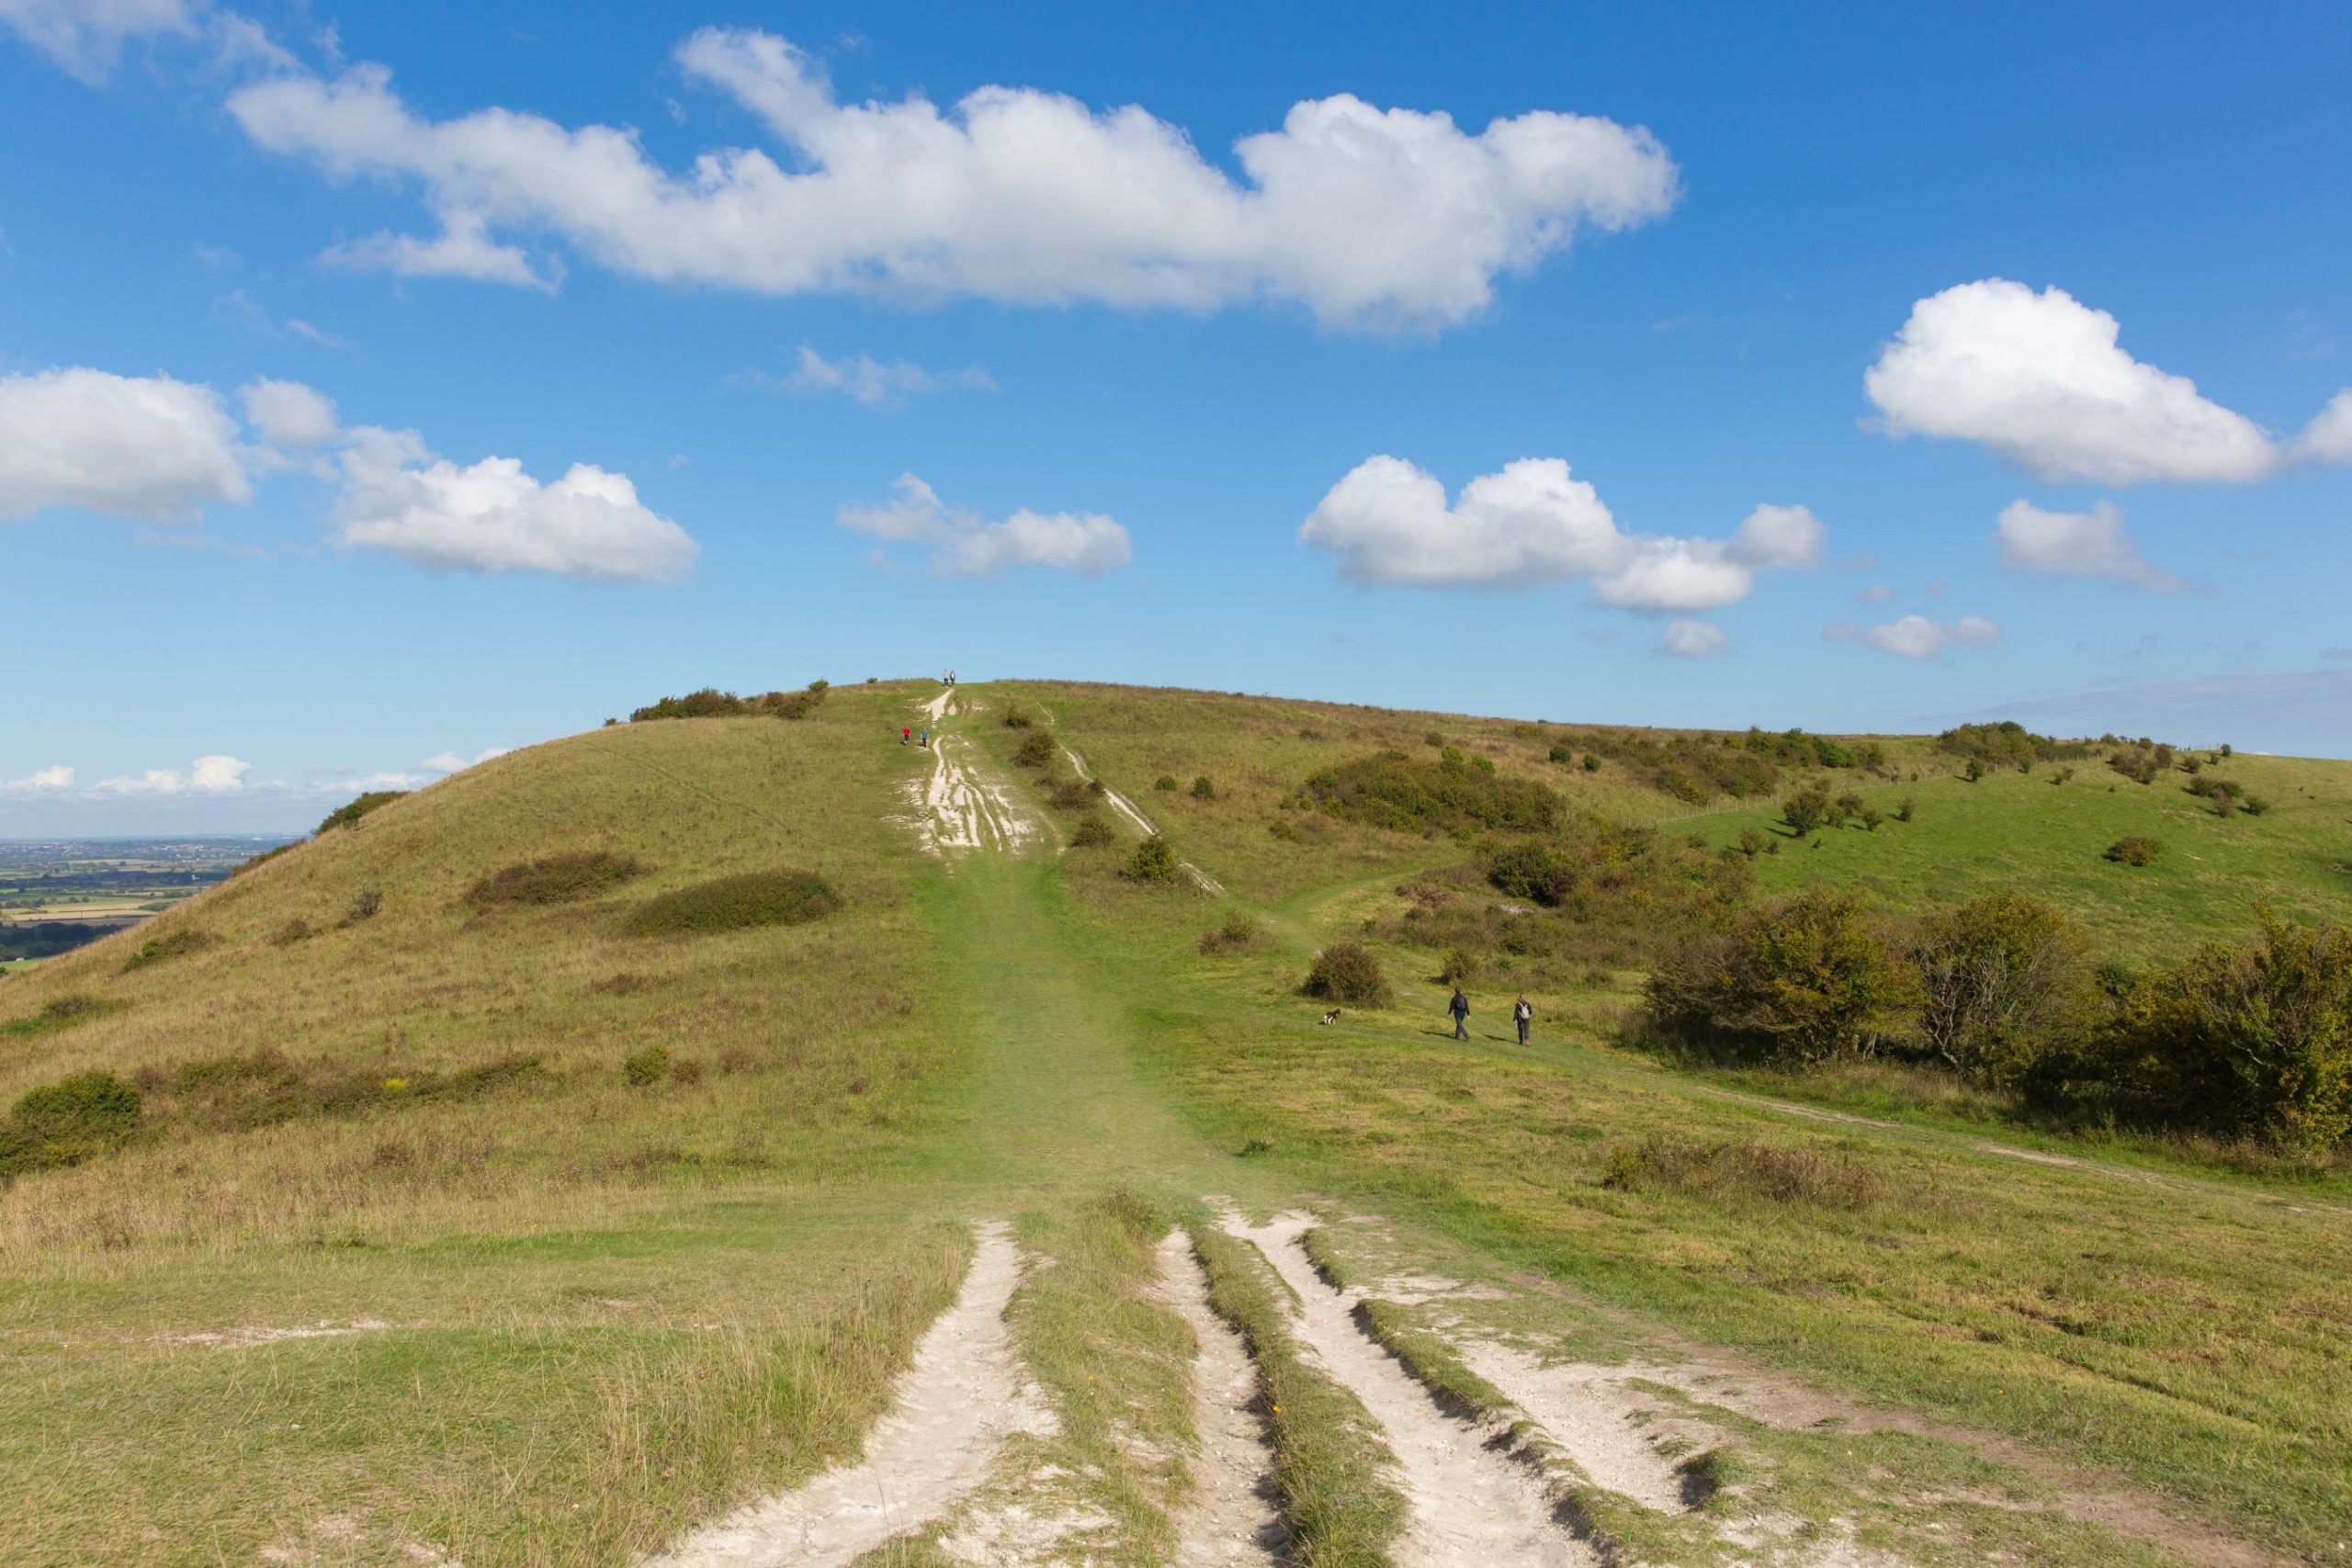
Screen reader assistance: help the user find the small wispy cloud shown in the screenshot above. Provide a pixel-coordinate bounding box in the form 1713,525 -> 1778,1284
741,346 -> 994,411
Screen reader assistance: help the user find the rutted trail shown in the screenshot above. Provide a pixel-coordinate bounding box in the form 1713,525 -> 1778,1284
1063,746 -> 1225,894
905,688 -> 1039,856
642,1221 -> 1054,1568
1151,1229 -> 1283,1566
1219,1210 -> 1590,1567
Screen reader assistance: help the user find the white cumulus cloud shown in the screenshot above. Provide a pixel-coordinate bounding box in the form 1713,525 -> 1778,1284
238,377 -> 338,449
1298,456 -> 1820,614
95,754 -> 252,795
323,209 -> 560,291
0,367 -> 250,522
1864,279 -> 2280,484
225,28 -> 1679,331
333,426 -> 697,581
1,765 -> 74,793
1660,619 -> 1726,658
0,0 -> 193,84
1828,614 -> 2002,660
1996,499 -> 2183,591
841,474 -> 1131,578
2293,389 -> 2352,464
422,747 -> 510,773
761,346 -> 994,410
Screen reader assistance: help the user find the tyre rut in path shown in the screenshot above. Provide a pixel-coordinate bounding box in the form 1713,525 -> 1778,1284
1150,1229 -> 1283,1566
1218,1210 -> 1592,1568
640,1220 -> 1054,1568
1062,747 -> 1224,894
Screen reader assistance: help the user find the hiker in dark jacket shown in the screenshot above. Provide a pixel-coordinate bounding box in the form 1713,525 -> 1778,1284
1514,994 -> 1533,1045
1448,987 -> 1470,1041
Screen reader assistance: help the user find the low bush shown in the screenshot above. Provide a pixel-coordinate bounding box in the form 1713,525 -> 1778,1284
1197,912 -> 1261,955
269,919 -> 312,947
1001,705 -> 1035,729
1069,814 -> 1118,848
316,791 -> 405,835
1305,942 -> 1391,1007
1013,731 -> 1057,768
623,1046 -> 671,1088
1,995 -> 112,1039
1781,784 -> 1830,837
230,841 -> 298,877
1438,947 -> 1477,986
0,1069 -> 142,1178
1191,775 -> 1217,800
2092,911 -> 2352,1150
1602,1133 -> 1892,1210
625,871 -> 842,935
121,928 -> 219,973
1126,835 -> 1182,885
469,851 -> 649,907
1912,893 -> 2095,1087
1154,774 -> 1179,791
1304,750 -> 1561,837
1645,888 -> 1918,1063
2105,835 -> 2163,867
343,888 -> 384,925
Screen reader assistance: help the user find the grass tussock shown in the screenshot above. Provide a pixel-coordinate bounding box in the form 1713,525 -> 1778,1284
1602,1133 -> 1894,1211
467,850 -> 649,907
626,871 -> 842,936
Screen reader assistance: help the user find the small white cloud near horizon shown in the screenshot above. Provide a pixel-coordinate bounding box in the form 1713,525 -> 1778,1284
94,754 -> 253,795
1996,498 -> 2184,591
422,746 -> 511,773
0,367 -> 250,523
1298,456 -> 1821,614
223,27 -> 1680,332
841,474 -> 1131,578
1827,614 -> 2003,660
1660,619 -> 1727,658
1,764 -> 75,793
334,427 -> 698,582
1865,279 -> 2281,484
759,346 -> 994,410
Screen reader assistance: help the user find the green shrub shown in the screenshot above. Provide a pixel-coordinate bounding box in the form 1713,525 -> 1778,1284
1548,743 -> 1573,764
1601,1134 -> 1890,1210
1911,893 -> 2095,1087
230,841 -> 299,877
1,995 -> 111,1039
1305,942 -> 1391,1007
1736,828 -> 1769,859
1198,912 -> 1262,955
2096,912 -> 2352,1148
469,852 -> 648,907
1582,755 -> 1601,773
1001,705 -> 1035,729
1,1070 -> 141,1176
1645,889 -> 1918,1062
1069,814 -> 1117,849
626,871 -> 842,935
1894,797 -> 1915,823
766,680 -> 830,720
343,888 -> 384,925
2106,836 -> 2163,867
1013,731 -> 1057,767
1190,775 -> 1217,800
1267,818 -> 1299,842
1125,836 -> 1182,885
632,687 -> 749,721
316,791 -> 405,835
622,1046 -> 671,1088
1438,947 -> 1477,986
1154,774 -> 1178,791
121,928 -> 218,973
269,919 -> 312,947
1780,784 -> 1830,838
1304,750 -> 1561,837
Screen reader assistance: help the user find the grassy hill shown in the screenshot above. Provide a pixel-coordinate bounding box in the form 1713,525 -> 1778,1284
3,679 -> 2347,1566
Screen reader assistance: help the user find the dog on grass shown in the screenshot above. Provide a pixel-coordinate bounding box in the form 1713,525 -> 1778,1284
1319,1009 -> 1341,1025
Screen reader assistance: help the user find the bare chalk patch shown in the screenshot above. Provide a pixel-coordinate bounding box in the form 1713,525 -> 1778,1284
169,1318 -> 389,1348
643,1220 -> 1055,1568
1219,1209 -> 1590,1567
1454,1339 -> 1715,1515
1150,1229 -> 1283,1566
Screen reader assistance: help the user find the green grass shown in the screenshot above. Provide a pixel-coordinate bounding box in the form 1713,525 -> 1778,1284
5,678 -> 2348,1563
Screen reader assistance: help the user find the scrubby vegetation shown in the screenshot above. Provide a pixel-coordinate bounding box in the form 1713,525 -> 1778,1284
1938,720 -> 2090,768
2106,835 -> 2163,866
316,790 -> 406,835
625,870 -> 842,935
0,1069 -> 141,1179
1645,888 -> 1920,1063
1125,835 -> 1182,885
119,927 -> 218,973
1602,1132 -> 1893,1211
467,851 -> 648,907
1302,750 -> 1560,836
630,681 -> 830,722
1304,942 -> 1391,1007
1197,912 -> 1262,955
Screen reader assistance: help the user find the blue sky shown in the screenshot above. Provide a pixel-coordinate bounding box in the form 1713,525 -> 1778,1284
4,0 -> 2349,835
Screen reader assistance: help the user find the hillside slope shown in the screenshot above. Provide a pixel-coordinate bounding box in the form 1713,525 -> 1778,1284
2,678 -> 2346,1567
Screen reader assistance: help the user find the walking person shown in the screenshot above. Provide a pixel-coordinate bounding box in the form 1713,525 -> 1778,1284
920,727 -> 929,749
901,725 -> 911,745
1448,986 -> 1470,1041
1513,993 -> 1533,1045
